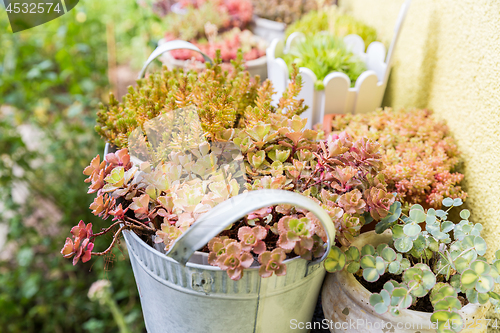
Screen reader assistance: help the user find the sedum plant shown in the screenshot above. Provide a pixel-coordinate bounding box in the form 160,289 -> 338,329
96,52 -> 262,148
64,61 -> 396,281
251,0 -> 320,25
165,26 -> 267,65
329,107 -> 467,209
163,0 -> 253,41
285,5 -> 378,50
325,198 -> 500,333
281,33 -> 367,90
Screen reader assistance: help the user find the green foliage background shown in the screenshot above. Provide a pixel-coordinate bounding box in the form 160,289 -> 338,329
0,0 -> 161,331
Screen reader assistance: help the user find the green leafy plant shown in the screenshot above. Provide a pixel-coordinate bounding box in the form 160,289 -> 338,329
329,107 -> 467,209
285,5 -> 378,49
281,33 -> 367,90
325,198 -> 500,333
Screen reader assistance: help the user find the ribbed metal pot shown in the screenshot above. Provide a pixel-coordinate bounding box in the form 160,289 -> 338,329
123,190 -> 336,333
321,231 -> 488,333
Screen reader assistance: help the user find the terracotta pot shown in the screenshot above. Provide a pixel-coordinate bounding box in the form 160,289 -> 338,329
321,231 -> 489,333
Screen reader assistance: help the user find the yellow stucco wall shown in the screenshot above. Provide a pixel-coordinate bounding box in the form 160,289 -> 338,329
340,0 -> 500,249
340,0 -> 500,326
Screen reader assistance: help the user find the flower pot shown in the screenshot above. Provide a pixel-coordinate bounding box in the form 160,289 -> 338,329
321,231 -> 488,333
123,189 -> 336,333
251,15 -> 286,43
157,38 -> 268,79
266,0 -> 412,129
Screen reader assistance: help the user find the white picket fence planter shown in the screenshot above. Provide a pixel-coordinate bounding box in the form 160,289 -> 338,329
266,0 -> 411,129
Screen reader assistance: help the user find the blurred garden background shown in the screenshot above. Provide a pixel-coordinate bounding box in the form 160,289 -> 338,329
0,0 -> 171,331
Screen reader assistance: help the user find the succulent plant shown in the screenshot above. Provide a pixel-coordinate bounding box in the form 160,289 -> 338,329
281,33 -> 367,90
325,198 -> 500,333
174,0 -> 253,30
251,0 -> 320,25
285,5 -> 378,50
64,60 -> 395,283
329,107 -> 467,210
165,27 -> 267,65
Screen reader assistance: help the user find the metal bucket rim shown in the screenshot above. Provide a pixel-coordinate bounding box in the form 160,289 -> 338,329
124,228 -> 318,272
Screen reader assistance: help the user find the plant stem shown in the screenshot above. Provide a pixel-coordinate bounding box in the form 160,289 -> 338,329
105,297 -> 131,333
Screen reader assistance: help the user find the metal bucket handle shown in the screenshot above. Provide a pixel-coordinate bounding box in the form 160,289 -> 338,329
167,189 -> 335,266
137,40 -> 213,79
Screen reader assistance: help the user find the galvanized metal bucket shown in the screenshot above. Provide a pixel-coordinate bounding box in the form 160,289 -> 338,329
122,189 -> 336,333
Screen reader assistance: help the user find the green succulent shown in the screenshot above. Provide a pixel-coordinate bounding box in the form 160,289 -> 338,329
281,34 -> 367,90
325,197 -> 500,333
285,6 -> 378,50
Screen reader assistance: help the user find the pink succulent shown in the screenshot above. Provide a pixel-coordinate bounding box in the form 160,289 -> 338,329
365,187 -> 395,220
105,148 -> 132,171
238,226 -> 267,254
338,189 -> 366,215
83,155 -> 109,194
258,248 -> 286,278
109,204 -> 129,221
89,194 -> 116,219
129,194 -> 150,219
247,206 -> 272,220
62,220 -> 94,265
71,220 -> 93,240
277,216 -> 315,255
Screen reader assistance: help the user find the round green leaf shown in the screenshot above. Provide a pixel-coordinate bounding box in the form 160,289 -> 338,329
471,260 -> 490,275
466,289 -> 479,304
345,246 -> 360,262
478,291 -> 490,304
473,237 -> 487,256
434,297 -> 461,311
324,257 -> 344,273
380,289 -> 391,304
374,303 -> 388,314
363,267 -> 379,282
476,275 -> 494,293
453,198 -> 463,206
436,209 -> 448,218
461,269 -> 478,290
409,208 -> 426,223
383,281 -> 397,293
360,255 -> 376,269
495,250 -> 500,260
376,256 -> 387,275
404,223 -> 421,237
395,236 -> 413,253
369,293 -> 383,306
400,294 -> 413,309
400,258 -> 411,271
392,287 -> 408,297
324,246 -> 346,272
361,244 -> 375,256
346,261 -> 360,274
442,198 -> 454,207
422,270 -> 437,290
459,209 -> 470,220
441,221 -> 454,233
454,257 -> 470,274
381,247 -> 397,262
